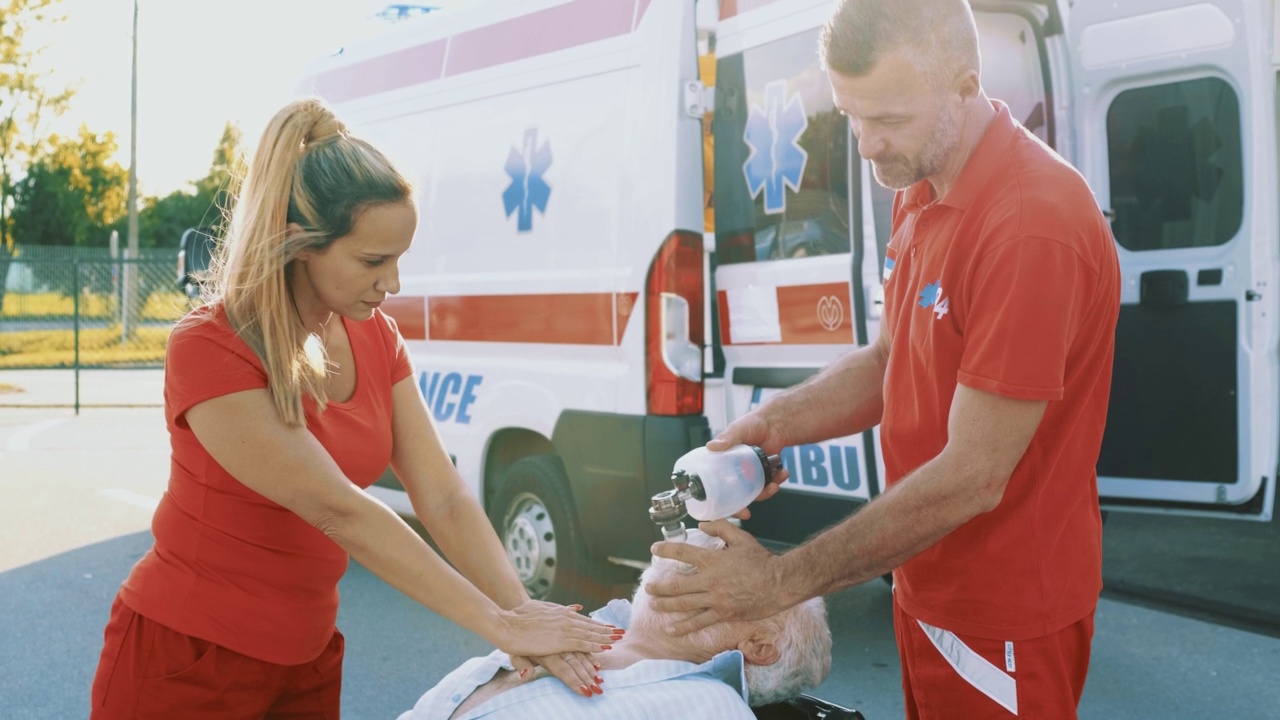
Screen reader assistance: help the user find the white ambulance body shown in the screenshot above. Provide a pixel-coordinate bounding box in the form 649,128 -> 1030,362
298,0 -> 1278,602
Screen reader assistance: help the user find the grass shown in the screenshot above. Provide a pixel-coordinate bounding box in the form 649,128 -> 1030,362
1,291 -> 192,322
0,326 -> 173,368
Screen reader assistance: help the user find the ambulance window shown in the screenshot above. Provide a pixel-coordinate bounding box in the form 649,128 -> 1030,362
1106,77 -> 1243,251
713,30 -> 851,265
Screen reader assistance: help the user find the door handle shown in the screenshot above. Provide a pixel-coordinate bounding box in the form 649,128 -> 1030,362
867,285 -> 884,320
1139,270 -> 1188,308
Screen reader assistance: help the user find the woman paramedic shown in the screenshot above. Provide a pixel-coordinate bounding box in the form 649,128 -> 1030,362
90,98 -> 619,718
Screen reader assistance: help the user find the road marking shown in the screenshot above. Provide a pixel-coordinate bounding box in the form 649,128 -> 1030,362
98,488 -> 160,512
6,418 -> 67,452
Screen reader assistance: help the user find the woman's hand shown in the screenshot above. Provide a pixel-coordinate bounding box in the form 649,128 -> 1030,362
510,651 -> 605,697
493,600 -> 621,659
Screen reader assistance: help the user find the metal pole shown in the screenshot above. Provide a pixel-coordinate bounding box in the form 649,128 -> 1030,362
74,261 -> 81,416
123,0 -> 139,349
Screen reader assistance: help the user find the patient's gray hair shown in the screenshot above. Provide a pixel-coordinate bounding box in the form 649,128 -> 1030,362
638,531 -> 832,707
819,0 -> 980,90
744,595 -> 831,706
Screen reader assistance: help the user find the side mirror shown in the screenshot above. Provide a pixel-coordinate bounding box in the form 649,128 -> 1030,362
178,227 -> 217,298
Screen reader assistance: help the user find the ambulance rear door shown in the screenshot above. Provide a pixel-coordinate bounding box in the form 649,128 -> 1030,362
712,0 -> 874,545
1067,0 -> 1277,520
709,0 -> 1064,544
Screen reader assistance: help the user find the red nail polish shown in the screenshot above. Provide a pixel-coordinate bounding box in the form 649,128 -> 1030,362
600,644 -> 613,650
594,663 -> 602,671
519,669 -> 527,678
580,685 -> 590,697
594,675 -> 603,684
591,684 -> 602,695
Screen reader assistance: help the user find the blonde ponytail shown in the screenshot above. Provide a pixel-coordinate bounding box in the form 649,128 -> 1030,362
207,98 -> 412,426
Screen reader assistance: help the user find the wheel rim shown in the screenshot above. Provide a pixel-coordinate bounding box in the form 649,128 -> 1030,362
502,491 -> 557,597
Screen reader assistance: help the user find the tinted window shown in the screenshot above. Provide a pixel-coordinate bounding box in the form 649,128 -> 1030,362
713,30 -> 849,265
1107,77 -> 1243,251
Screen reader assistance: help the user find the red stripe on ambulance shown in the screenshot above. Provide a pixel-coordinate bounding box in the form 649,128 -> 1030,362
382,296 -> 428,340
423,292 -> 639,345
717,282 -> 855,345
309,0 -> 654,104
311,41 -> 447,104
447,0 -> 635,76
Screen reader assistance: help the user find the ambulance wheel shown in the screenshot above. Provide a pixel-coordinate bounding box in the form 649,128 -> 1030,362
489,454 -> 612,606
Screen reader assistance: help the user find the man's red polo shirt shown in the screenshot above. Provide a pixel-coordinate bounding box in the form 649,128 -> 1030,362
881,101 -> 1120,640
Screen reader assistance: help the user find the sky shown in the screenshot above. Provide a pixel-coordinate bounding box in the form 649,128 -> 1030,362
30,0 -> 460,198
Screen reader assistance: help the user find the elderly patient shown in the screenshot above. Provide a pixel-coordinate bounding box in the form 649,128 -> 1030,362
399,530 -> 832,719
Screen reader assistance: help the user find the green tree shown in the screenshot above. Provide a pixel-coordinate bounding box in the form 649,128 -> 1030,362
0,0 -> 73,310
195,121 -> 245,223
10,125 -> 128,247
129,121 -> 244,249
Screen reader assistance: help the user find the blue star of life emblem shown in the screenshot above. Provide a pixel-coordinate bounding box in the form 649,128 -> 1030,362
503,128 -> 552,233
742,79 -> 809,215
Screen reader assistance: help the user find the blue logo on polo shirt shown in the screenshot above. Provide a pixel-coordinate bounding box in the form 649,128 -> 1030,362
919,279 -> 949,319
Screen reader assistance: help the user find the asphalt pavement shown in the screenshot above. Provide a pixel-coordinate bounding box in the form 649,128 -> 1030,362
2,369 -> 1279,719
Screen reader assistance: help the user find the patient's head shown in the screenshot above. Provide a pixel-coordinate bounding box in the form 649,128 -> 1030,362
630,529 -> 832,706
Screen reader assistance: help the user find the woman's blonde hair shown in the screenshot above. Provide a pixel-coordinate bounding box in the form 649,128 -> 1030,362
206,97 -> 413,426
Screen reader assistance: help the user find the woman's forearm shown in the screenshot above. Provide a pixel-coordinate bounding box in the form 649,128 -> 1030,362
410,487 -> 530,610
318,488 -> 511,646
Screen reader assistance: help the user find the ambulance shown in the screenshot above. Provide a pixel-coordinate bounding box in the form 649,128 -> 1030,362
295,0 -> 1279,603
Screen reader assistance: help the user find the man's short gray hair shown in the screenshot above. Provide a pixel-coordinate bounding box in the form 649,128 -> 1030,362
744,596 -> 832,706
818,0 -> 981,89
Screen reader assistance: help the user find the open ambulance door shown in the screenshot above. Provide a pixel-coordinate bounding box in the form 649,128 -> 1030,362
1067,0 -> 1277,520
710,0 -> 876,546
707,0 -> 1065,545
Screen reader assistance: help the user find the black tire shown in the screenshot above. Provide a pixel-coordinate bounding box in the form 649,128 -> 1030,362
488,454 -> 618,606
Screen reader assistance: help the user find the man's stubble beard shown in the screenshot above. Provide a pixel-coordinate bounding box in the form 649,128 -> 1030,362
871,104 -> 961,191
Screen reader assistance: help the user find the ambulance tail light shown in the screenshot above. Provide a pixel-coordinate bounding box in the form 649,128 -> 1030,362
646,231 -> 704,416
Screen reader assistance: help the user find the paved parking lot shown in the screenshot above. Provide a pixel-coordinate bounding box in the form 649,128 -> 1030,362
2,369 -> 1279,718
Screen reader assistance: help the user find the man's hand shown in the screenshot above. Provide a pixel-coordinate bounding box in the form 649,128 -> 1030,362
645,520 -> 787,635
708,413 -> 789,519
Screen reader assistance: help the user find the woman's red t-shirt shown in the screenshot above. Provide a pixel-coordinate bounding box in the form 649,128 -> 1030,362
119,303 -> 413,665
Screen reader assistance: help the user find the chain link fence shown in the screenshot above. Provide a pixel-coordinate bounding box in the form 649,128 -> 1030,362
0,245 -> 196,410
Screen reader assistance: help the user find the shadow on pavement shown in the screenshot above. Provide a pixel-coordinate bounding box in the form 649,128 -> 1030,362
0,531 -> 153,720
1102,512 -> 1280,637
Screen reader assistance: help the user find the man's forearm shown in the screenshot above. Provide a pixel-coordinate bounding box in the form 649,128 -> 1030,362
759,342 -> 887,447
774,448 -> 999,603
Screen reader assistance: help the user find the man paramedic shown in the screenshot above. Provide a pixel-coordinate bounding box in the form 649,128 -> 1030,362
648,1 -> 1120,718
398,530 -> 831,719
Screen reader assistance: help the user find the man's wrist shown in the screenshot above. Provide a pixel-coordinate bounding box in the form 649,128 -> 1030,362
767,550 -> 808,610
